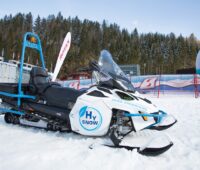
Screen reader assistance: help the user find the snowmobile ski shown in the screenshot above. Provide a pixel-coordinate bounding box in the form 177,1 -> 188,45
90,130 -> 173,156
103,142 -> 173,156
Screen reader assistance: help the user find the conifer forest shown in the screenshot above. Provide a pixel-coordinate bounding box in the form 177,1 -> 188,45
0,12 -> 199,77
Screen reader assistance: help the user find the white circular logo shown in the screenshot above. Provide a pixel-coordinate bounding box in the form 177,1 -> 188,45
79,106 -> 102,131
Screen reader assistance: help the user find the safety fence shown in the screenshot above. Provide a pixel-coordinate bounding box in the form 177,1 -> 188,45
59,74 -> 200,98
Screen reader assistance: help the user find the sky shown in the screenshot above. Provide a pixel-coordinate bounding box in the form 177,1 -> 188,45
0,0 -> 199,39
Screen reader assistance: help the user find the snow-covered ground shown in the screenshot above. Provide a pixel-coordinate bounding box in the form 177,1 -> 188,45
0,94 -> 200,170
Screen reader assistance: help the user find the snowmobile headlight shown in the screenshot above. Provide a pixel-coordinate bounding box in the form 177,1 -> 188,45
138,111 -> 148,121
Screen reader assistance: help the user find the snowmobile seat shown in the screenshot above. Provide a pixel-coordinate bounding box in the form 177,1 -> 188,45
29,67 -> 61,95
44,86 -> 85,109
29,67 -> 85,109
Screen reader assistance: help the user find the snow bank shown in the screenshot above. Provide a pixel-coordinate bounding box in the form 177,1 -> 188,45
0,95 -> 200,170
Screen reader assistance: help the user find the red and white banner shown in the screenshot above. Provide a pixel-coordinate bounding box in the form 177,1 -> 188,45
140,77 -> 157,89
69,81 -> 80,90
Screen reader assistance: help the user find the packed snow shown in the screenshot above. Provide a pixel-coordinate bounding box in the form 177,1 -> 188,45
0,94 -> 200,170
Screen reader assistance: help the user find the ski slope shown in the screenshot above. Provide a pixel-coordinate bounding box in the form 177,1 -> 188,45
0,94 -> 200,170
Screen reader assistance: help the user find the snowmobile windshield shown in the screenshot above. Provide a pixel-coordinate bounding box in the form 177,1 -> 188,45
95,50 -> 135,91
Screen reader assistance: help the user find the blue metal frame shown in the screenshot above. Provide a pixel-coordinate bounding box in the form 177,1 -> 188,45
123,110 -> 167,127
0,91 -> 35,99
0,108 -> 24,115
0,32 -> 46,115
18,32 -> 46,106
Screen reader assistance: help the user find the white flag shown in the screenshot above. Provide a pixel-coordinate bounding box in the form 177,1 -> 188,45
52,32 -> 71,81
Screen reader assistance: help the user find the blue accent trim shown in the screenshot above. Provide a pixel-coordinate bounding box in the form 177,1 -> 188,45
124,113 -> 164,118
0,108 -> 24,115
123,110 -> 167,128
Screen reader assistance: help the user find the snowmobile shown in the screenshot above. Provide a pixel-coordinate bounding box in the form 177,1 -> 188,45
0,32 -> 177,156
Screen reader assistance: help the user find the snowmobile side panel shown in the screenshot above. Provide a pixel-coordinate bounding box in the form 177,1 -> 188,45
26,102 -> 71,121
70,93 -> 112,136
19,119 -> 47,128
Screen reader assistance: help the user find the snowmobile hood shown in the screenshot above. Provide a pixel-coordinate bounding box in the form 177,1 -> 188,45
100,88 -> 158,113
